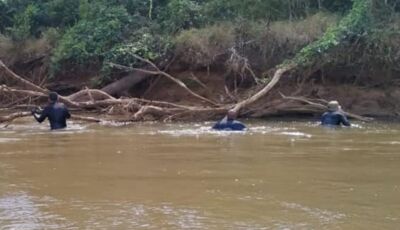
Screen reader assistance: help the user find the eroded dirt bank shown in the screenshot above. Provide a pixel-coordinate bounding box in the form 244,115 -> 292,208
1,61 -> 399,123
46,69 -> 400,120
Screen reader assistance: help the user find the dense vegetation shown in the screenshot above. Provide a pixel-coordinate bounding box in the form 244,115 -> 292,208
1,0 -> 400,122
1,0 -> 400,87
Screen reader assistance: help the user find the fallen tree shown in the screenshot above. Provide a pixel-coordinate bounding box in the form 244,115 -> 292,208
0,59 -> 230,124
0,58 -> 372,125
100,70 -> 150,97
232,0 -> 375,114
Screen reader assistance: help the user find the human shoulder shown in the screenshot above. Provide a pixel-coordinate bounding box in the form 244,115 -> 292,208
322,111 -> 330,117
43,104 -> 53,112
54,102 -> 68,108
231,120 -> 246,130
232,119 -> 244,125
333,111 -> 346,117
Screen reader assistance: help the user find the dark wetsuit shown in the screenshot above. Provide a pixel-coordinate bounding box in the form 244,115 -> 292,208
212,117 -> 246,131
321,111 -> 350,126
33,102 -> 71,130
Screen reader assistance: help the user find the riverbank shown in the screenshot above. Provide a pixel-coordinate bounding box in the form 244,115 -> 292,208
1,66 -> 400,124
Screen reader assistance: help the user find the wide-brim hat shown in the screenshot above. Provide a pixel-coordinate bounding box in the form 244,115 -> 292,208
327,101 -> 340,112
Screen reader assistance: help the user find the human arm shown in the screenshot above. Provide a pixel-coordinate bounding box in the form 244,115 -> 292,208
32,107 -> 49,123
320,112 -> 327,125
212,117 -> 228,130
212,121 -> 222,130
231,121 -> 246,131
340,113 -> 351,126
65,107 -> 71,119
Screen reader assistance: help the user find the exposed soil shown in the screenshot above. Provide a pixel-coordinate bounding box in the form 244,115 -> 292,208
137,70 -> 400,119
2,62 -> 400,121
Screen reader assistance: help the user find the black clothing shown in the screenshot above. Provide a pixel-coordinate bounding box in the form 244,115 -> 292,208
321,111 -> 350,126
33,102 -> 71,130
212,117 -> 246,131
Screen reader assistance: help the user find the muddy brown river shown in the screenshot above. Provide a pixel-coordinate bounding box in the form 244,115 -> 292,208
0,119 -> 399,229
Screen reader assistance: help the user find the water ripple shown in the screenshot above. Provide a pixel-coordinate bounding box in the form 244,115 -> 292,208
0,192 -> 71,230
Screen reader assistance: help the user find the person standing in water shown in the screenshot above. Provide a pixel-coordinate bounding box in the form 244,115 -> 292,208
321,101 -> 350,127
212,109 -> 246,131
32,92 -> 71,130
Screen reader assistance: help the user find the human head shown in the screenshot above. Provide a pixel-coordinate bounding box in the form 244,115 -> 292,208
227,109 -> 237,120
327,100 -> 340,112
49,92 -> 58,103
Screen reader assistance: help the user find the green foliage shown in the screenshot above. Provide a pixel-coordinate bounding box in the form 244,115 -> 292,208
201,0 -> 352,22
321,0 -> 353,13
2,0 -> 398,83
159,0 -> 204,33
102,30 -> 170,77
292,0 -> 373,66
203,0 -> 289,21
9,4 -> 40,41
50,4 -> 131,74
45,0 -> 80,27
0,1 -> 12,33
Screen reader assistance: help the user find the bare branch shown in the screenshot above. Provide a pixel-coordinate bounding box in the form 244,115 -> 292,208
280,93 -> 374,122
106,55 -> 219,107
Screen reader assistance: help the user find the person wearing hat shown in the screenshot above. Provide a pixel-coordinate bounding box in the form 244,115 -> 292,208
321,101 -> 350,126
32,92 -> 71,130
212,109 -> 246,131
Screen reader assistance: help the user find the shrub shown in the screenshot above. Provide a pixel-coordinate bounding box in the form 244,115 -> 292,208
0,33 -> 53,66
45,0 -> 80,27
100,29 -> 170,84
158,0 -> 204,33
172,12 -> 339,70
174,24 -> 235,68
0,1 -> 13,33
9,4 -> 40,41
50,4 -> 131,75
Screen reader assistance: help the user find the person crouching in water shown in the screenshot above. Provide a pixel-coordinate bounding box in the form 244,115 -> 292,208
212,109 -> 246,131
32,92 -> 71,130
321,101 -> 350,127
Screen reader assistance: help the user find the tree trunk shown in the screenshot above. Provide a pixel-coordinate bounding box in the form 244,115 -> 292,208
101,70 -> 150,97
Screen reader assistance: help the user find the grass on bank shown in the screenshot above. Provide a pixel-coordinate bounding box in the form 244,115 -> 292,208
173,12 -> 339,70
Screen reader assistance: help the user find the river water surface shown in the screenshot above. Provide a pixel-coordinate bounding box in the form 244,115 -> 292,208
0,119 -> 399,229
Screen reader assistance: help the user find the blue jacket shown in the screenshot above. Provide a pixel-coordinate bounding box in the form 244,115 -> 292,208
212,117 -> 246,131
321,111 -> 350,126
34,102 -> 71,130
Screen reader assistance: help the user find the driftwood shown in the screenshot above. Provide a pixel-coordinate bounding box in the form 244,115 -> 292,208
0,58 -> 371,125
0,59 -> 228,123
232,64 -> 296,114
0,60 -> 48,94
0,112 -> 31,123
279,93 -> 373,122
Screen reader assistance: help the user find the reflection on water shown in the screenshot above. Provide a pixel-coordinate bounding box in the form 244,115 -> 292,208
0,119 -> 400,229
0,192 -> 71,229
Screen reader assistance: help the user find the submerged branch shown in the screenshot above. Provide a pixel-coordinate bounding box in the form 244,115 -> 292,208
280,93 -> 373,122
